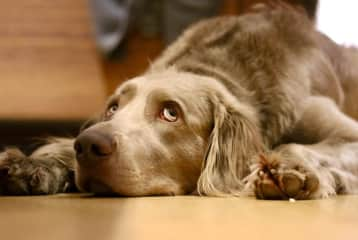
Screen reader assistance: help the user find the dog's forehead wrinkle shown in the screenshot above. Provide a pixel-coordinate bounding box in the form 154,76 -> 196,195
114,76 -> 144,95
106,94 -> 119,107
144,69 -> 207,87
118,70 -> 223,102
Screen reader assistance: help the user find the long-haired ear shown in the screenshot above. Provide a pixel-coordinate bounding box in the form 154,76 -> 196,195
197,96 -> 264,196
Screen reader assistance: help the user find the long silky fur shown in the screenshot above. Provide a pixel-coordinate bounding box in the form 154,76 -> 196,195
197,96 -> 264,196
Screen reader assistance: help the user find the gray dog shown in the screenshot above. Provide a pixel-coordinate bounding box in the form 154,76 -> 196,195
1,1 -> 358,199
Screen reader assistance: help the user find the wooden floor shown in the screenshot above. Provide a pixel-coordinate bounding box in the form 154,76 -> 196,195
1,194 -> 357,240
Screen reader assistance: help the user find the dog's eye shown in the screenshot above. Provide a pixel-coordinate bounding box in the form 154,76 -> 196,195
160,106 -> 178,122
106,103 -> 118,118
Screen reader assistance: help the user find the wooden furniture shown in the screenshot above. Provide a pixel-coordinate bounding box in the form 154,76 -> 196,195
102,0 -> 240,94
0,0 -> 106,121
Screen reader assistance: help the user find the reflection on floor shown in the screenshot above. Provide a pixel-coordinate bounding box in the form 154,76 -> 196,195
1,194 -> 357,240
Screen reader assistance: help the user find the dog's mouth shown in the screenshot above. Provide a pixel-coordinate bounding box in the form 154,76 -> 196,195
83,179 -> 118,196
76,165 -> 143,196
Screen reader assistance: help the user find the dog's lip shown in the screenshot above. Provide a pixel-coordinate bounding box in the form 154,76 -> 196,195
84,179 -> 117,196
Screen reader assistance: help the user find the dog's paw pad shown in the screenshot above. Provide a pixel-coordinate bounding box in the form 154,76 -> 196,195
254,154 -> 318,200
255,170 -> 285,199
279,172 -> 304,198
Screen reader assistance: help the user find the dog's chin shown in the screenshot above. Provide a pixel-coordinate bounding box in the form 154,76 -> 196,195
75,170 -> 188,197
75,172 -> 137,196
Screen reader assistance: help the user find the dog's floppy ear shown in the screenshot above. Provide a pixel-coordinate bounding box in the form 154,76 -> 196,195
197,95 -> 264,196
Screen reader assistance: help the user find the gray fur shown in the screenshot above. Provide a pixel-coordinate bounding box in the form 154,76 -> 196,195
1,2 -> 358,199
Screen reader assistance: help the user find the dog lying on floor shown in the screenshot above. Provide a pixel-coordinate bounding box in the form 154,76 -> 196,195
1,1 -> 358,199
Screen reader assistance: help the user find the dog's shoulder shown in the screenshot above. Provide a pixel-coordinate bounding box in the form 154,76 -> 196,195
152,4 -> 314,71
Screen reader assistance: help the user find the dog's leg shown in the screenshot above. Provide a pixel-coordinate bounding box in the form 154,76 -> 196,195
252,97 -> 358,200
0,138 -> 77,195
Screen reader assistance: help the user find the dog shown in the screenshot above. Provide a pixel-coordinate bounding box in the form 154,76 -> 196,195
1,1 -> 358,199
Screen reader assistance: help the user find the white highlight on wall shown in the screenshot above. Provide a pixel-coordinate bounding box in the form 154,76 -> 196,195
316,1 -> 358,46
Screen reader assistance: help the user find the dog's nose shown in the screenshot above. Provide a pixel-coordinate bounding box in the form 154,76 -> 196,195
74,130 -> 116,165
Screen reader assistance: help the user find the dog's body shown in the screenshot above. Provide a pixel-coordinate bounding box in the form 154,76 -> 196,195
1,3 -> 358,199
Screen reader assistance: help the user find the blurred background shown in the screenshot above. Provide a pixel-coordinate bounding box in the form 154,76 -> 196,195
0,0 -> 354,150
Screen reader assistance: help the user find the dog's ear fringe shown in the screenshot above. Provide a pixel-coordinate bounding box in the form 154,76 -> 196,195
197,98 -> 264,197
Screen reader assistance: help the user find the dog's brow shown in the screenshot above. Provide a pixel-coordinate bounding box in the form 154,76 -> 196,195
106,95 -> 119,107
117,83 -> 137,96
147,89 -> 187,113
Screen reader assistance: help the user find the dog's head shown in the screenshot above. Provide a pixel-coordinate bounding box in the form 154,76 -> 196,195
74,69 -> 263,196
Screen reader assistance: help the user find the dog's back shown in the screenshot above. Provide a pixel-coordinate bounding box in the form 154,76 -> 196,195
152,2 -> 358,118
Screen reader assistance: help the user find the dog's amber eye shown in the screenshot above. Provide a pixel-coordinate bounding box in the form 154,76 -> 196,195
160,107 -> 178,122
106,103 -> 118,118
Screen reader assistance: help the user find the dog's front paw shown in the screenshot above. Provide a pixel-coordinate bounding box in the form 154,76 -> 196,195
254,152 -> 319,200
0,148 -> 73,195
